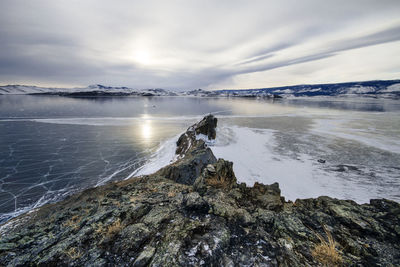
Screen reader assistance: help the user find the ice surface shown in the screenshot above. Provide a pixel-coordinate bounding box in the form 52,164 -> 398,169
209,125 -> 395,203
2,95 -> 400,224
312,117 -> 400,154
210,126 -> 339,201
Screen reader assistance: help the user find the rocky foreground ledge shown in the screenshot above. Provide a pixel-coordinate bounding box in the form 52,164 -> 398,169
1,116 -> 399,266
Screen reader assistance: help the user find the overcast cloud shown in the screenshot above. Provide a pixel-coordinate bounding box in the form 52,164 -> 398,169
0,0 -> 399,90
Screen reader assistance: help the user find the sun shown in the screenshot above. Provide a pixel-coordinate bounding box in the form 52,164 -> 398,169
134,49 -> 151,65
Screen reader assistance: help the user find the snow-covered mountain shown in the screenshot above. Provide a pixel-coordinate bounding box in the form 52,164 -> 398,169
1,80 -> 399,98
0,84 -> 177,96
212,80 -> 400,98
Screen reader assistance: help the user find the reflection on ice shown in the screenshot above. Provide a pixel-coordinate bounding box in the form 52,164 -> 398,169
141,120 -> 152,141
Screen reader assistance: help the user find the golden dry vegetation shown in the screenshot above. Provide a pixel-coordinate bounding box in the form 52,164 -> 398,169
311,225 -> 343,266
65,247 -> 82,260
106,218 -> 122,237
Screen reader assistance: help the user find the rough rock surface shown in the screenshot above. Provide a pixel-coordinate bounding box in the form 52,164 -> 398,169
0,115 -> 399,266
175,114 -> 217,156
158,115 -> 217,185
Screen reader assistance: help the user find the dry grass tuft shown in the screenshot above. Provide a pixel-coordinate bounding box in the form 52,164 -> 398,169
129,195 -> 142,203
63,215 -> 81,230
94,223 -> 104,236
311,225 -> 342,266
205,175 -> 230,189
65,247 -> 82,260
167,191 -> 177,198
106,218 -> 122,237
148,187 -> 158,193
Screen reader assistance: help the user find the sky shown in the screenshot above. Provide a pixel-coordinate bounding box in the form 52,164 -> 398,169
0,0 -> 399,90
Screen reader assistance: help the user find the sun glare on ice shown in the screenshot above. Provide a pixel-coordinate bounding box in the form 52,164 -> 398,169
141,120 -> 152,140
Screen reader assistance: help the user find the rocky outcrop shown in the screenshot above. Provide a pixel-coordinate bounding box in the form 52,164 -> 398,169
175,114 -> 217,156
158,115 -> 217,185
0,115 -> 399,266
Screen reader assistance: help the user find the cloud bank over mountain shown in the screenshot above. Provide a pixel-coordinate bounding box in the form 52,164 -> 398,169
0,0 -> 399,90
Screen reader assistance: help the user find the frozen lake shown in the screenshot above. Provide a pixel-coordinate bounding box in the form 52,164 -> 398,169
1,95 -> 400,223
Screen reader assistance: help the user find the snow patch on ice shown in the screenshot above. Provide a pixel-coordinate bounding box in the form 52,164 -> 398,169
209,126 -> 378,203
127,135 -> 179,178
210,126 -> 337,201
